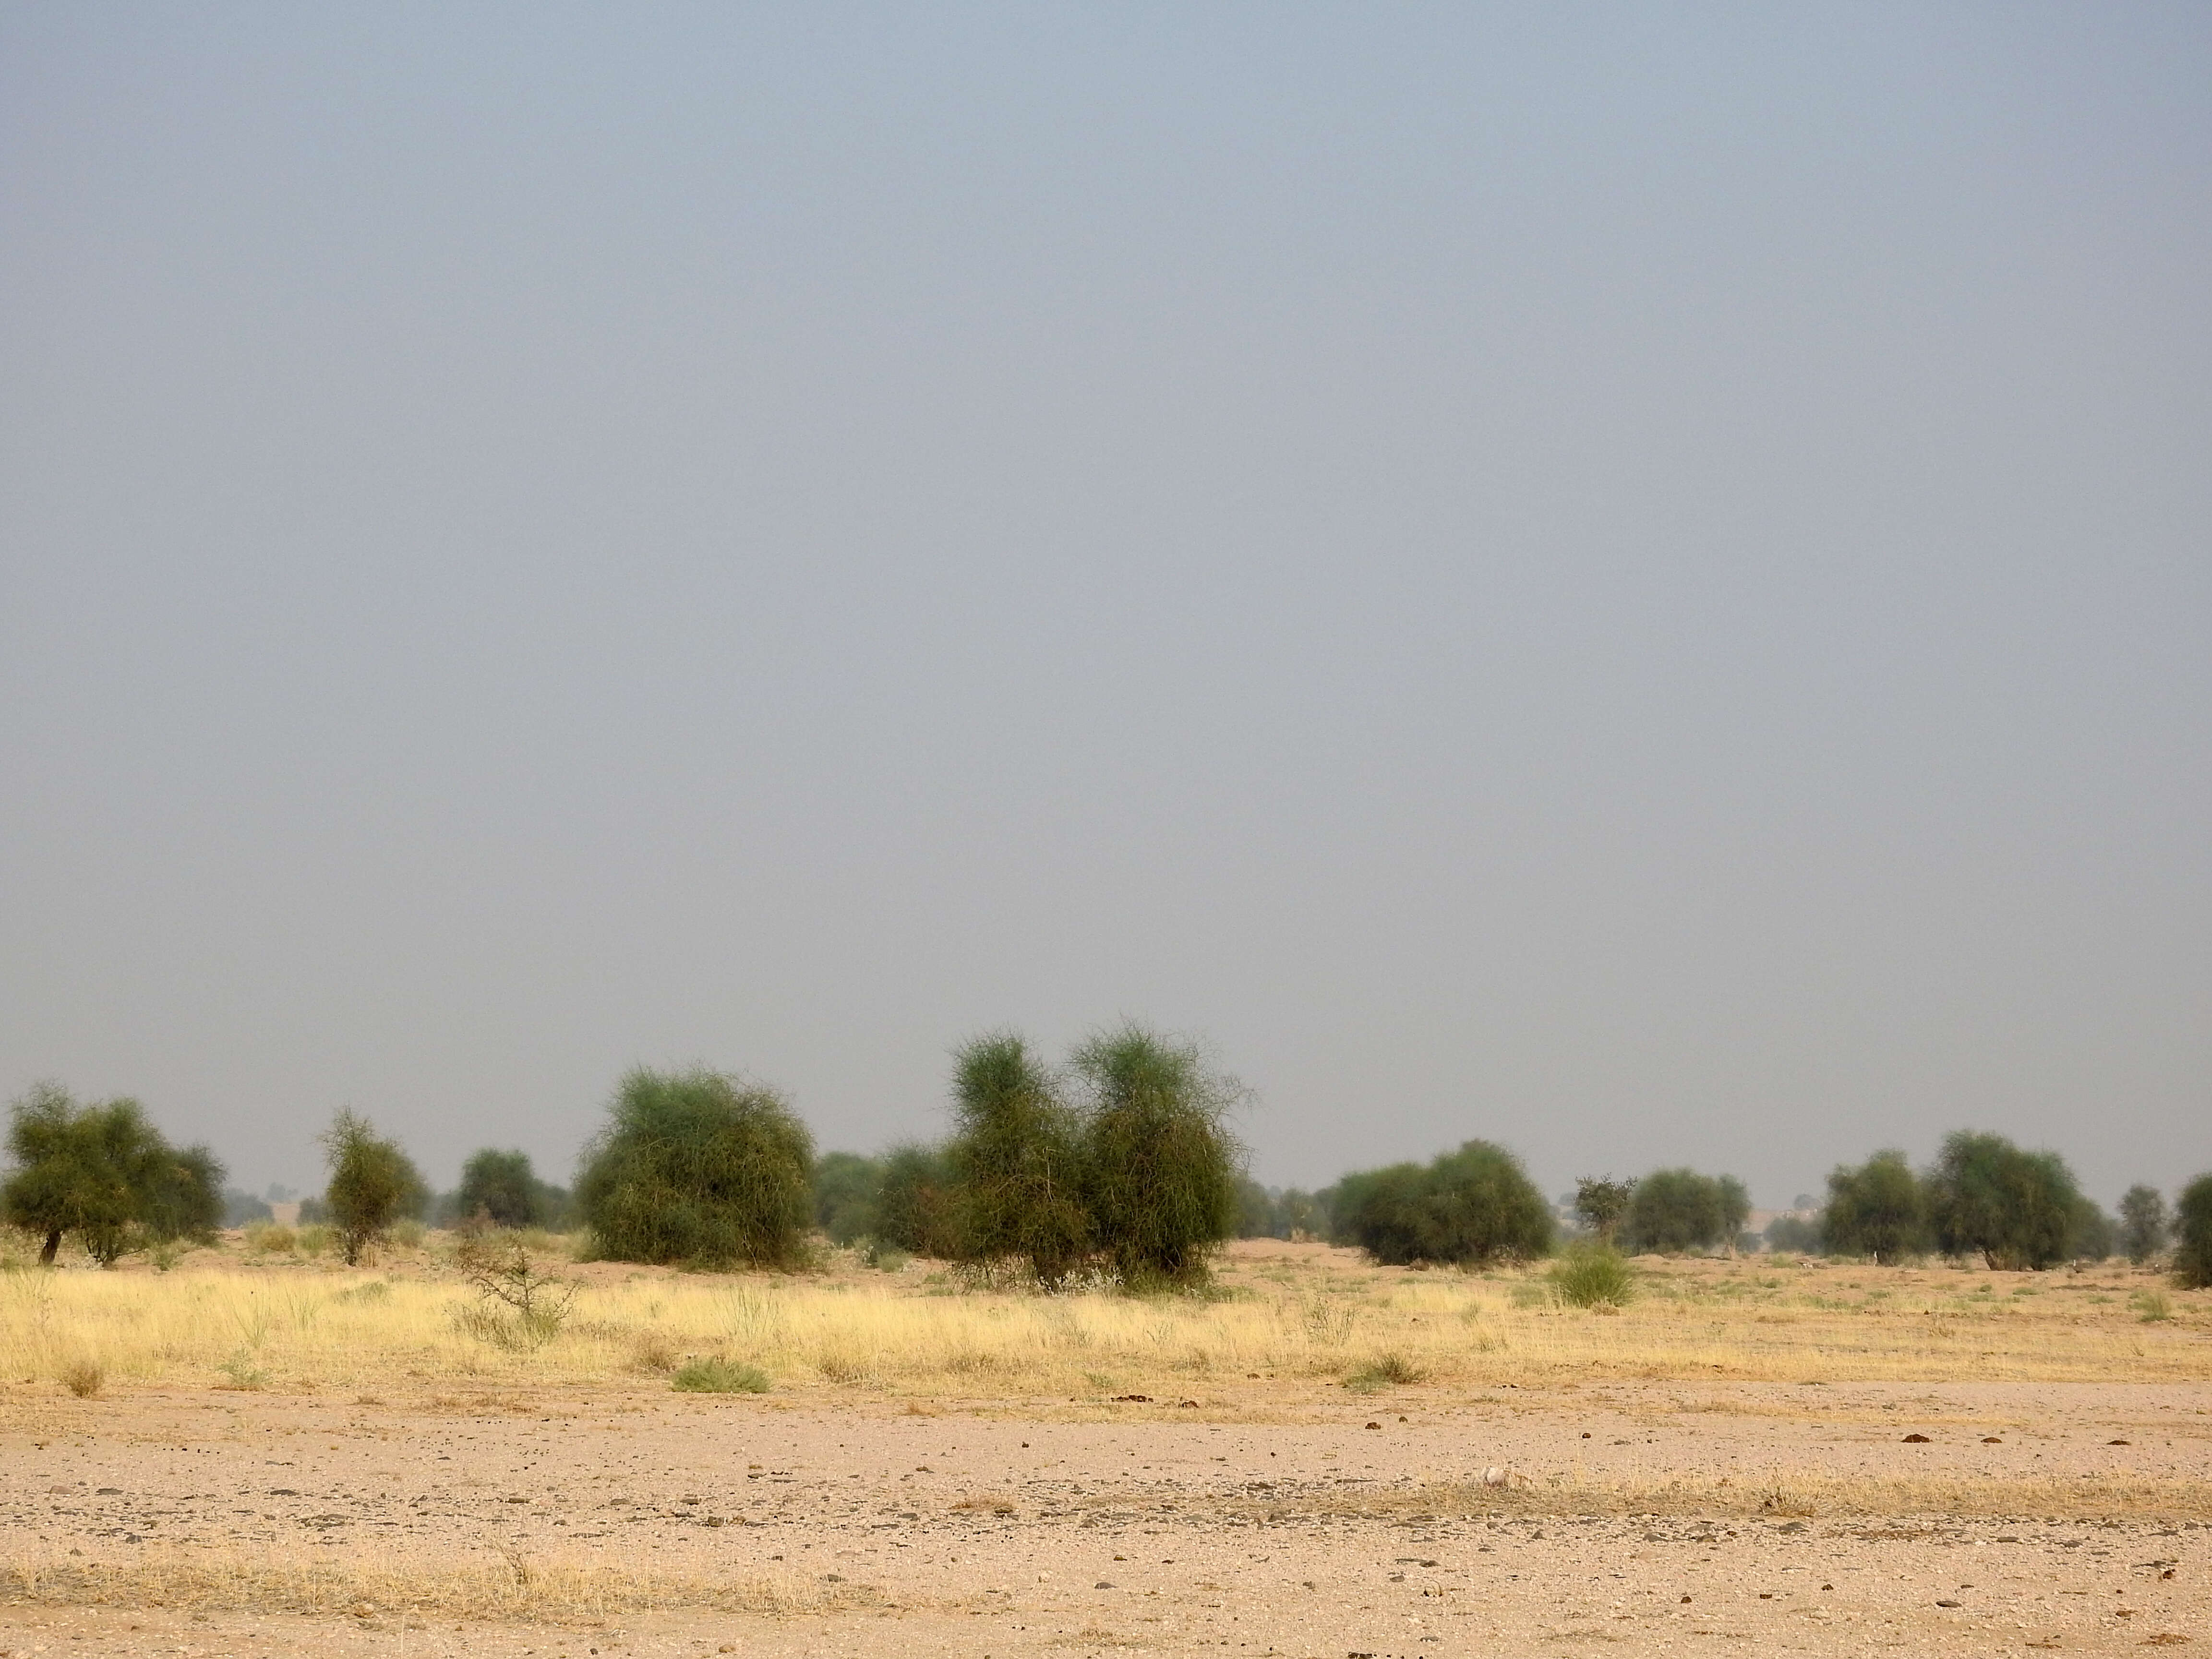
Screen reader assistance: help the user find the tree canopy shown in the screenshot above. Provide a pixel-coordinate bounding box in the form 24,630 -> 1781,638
575,1068 -> 814,1269
1925,1130 -> 2082,1271
1335,1140 -> 1553,1266
2,1082 -> 223,1265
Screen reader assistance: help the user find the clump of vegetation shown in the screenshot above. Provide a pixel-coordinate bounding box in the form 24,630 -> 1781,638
320,1110 -> 429,1267
2174,1173 -> 2212,1290
947,1033 -> 1093,1288
452,1230 -> 577,1348
812,1151 -> 884,1247
59,1355 -> 105,1398
576,1068 -> 814,1270
1343,1351 -> 1421,1392
672,1356 -> 770,1394
1572,1175 -> 1636,1245
244,1220 -> 296,1254
2132,1289 -> 2174,1323
1549,1242 -> 1636,1308
1925,1130 -> 2082,1271
2119,1185 -> 2172,1266
1334,1142 -> 1553,1267
1763,1212 -> 1822,1253
1822,1150 -> 1924,1262
873,1142 -> 963,1259
449,1149 -> 570,1230
1,1082 -> 224,1265
1070,1024 -> 1244,1290
1623,1168 -> 1749,1255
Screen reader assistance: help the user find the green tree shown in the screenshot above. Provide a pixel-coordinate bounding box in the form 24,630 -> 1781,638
812,1151 -> 883,1246
2067,1197 -> 2115,1263
2171,1174 -> 2212,1290
1071,1023 -> 1243,1289
140,1143 -> 226,1246
947,1033 -> 1092,1287
1925,1130 -> 2081,1271
452,1148 -> 560,1229
1573,1176 -> 1637,1244
873,1142 -> 962,1257
1337,1141 -> 1554,1266
2117,1185 -> 2170,1266
575,1068 -> 814,1270
320,1110 -> 429,1267
1822,1150 -> 1925,1262
1,1083 -> 217,1265
1624,1168 -> 1750,1255
1764,1213 -> 1822,1253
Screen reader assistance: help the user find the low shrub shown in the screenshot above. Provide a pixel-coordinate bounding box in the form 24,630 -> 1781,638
60,1356 -> 105,1398
1343,1352 -> 1422,1393
1549,1244 -> 1636,1308
243,1222 -> 296,1254
672,1357 -> 770,1394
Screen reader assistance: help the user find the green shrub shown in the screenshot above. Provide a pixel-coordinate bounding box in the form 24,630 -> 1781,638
1926,1130 -> 2081,1271
1071,1024 -> 1243,1289
244,1221 -> 296,1254
1623,1168 -> 1749,1255
320,1111 -> 429,1267
948,1033 -> 1093,1287
672,1357 -> 771,1394
2118,1185 -> 2171,1266
2175,1173 -> 2212,1290
1549,1243 -> 1636,1308
874,1142 -> 963,1258
1343,1352 -> 1422,1392
576,1067 -> 814,1270
1336,1141 -> 1553,1267
2133,1289 -> 2173,1323
1822,1151 -> 1924,1262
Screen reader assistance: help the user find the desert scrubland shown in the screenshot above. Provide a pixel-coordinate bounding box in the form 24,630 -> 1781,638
2,1235 -> 2208,1657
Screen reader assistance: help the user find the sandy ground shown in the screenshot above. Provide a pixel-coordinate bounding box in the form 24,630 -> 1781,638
3,1375 -> 2207,1657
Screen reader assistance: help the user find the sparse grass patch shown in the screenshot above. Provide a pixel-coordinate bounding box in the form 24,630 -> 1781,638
2133,1289 -> 2174,1322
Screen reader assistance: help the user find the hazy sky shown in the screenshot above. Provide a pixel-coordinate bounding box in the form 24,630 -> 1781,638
3,5 -> 2207,1208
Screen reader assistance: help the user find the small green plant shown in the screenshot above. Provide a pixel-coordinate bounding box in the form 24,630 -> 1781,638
672,1356 -> 771,1394
389,1218 -> 426,1250
217,1347 -> 269,1390
59,1355 -> 105,1398
2133,1289 -> 2174,1323
295,1223 -> 335,1258
1549,1243 -> 1636,1309
1343,1351 -> 1422,1393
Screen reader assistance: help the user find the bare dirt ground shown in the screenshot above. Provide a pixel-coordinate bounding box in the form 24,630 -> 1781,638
3,1377 -> 2207,1656
3,1240 -> 2208,1655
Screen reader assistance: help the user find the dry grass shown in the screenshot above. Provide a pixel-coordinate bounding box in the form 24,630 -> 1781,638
0,1548 -> 877,1621
1,1235 -> 2208,1401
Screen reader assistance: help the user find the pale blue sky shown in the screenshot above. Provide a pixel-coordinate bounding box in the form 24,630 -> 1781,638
3,4 -> 2207,1206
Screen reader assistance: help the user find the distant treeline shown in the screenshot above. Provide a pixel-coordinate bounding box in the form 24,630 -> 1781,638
7,1038 -> 2212,1290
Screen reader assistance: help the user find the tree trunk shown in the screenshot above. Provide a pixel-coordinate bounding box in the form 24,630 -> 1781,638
40,1229 -> 61,1265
